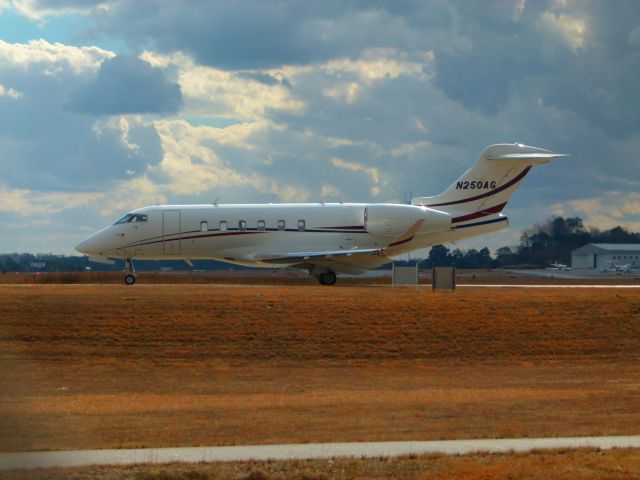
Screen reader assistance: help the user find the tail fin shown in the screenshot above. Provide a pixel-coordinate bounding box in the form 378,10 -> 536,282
411,143 -> 567,215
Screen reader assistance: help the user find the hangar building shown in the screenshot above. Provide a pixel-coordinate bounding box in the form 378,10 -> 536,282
571,243 -> 640,269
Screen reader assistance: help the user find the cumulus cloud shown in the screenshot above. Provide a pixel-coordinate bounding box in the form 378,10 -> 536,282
0,184 -> 102,216
66,55 -> 182,115
10,0 -> 107,20
629,24 -> 640,46
141,51 -> 302,120
91,1 -> 373,69
0,40 -> 163,192
0,38 -> 113,72
540,11 -> 588,52
551,191 -> 640,233
0,82 -> 22,99
151,119 -> 256,196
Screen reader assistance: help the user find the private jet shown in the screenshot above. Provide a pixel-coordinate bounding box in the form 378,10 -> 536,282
601,261 -> 633,273
76,143 -> 566,285
546,261 -> 571,271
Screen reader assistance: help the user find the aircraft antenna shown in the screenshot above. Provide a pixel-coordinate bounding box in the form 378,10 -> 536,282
404,191 -> 413,204
213,196 -> 221,207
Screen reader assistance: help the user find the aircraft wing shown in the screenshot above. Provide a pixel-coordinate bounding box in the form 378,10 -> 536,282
254,220 -> 426,275
88,254 -> 115,265
256,248 -> 383,262
255,248 -> 391,274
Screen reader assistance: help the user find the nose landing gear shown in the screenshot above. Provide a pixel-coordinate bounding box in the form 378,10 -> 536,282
124,258 -> 136,285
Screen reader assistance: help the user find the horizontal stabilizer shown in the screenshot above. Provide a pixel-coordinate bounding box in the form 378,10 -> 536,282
488,152 -> 569,162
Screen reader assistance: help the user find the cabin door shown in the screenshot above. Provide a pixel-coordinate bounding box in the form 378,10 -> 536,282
163,210 -> 181,255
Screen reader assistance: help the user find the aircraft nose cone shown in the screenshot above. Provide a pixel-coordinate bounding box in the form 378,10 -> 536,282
75,240 -> 91,254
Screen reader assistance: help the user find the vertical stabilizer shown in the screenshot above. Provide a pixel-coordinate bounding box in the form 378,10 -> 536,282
411,143 -> 567,215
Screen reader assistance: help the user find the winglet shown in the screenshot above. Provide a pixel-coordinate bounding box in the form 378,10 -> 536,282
383,219 -> 425,252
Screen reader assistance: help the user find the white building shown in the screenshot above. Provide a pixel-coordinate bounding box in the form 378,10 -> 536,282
571,243 -> 640,269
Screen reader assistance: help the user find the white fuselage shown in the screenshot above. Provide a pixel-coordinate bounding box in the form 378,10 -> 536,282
76,202 -> 507,269
75,144 -> 563,283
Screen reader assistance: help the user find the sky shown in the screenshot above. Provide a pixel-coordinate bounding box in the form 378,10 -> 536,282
0,0 -> 639,256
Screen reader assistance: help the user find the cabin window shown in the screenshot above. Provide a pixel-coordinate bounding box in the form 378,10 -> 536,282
220,221 -> 227,232
200,221 -> 208,232
257,220 -> 266,231
298,219 -> 306,231
239,220 -> 247,231
278,219 -> 286,231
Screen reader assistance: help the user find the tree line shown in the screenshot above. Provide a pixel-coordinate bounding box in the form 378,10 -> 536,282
423,216 -> 640,269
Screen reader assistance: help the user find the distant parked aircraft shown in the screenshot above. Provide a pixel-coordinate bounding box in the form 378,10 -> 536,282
547,261 -> 571,271
601,261 -> 633,273
76,144 -> 566,285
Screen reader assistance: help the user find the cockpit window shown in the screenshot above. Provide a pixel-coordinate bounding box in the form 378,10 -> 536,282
114,214 -> 132,224
114,213 -> 148,224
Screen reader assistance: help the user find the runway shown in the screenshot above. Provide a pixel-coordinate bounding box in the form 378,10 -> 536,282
3,283 -> 639,289
456,284 -> 640,288
2,436 -> 640,470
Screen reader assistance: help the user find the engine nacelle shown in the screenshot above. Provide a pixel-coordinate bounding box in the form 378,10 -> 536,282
364,204 -> 451,237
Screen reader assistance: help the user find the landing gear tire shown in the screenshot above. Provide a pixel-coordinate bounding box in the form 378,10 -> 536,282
124,257 -> 136,285
318,271 -> 337,286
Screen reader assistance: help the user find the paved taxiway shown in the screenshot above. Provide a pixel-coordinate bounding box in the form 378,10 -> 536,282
3,283 -> 639,289
2,436 -> 640,470
456,284 -> 640,288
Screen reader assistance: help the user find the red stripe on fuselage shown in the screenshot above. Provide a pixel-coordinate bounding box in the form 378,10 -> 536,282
451,202 -> 507,224
427,166 -> 532,207
124,226 -> 366,250
129,230 -> 264,248
323,225 -> 366,230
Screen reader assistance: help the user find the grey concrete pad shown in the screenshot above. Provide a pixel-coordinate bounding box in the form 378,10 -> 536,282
2,436 -> 640,470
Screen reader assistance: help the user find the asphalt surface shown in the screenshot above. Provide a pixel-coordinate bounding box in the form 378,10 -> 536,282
2,436 -> 640,470
456,284 -> 640,288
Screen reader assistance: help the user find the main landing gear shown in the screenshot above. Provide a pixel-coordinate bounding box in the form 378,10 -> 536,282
124,258 -> 136,285
317,271 -> 337,286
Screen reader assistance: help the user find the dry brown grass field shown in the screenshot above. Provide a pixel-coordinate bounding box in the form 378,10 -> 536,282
1,284 -> 639,455
2,269 -> 639,285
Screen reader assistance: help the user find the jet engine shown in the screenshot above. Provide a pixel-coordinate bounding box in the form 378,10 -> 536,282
364,204 -> 451,236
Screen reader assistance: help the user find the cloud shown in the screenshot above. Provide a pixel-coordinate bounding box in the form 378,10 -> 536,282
65,55 -> 182,115
151,119 -> 256,196
629,24 -> 640,46
90,1 -> 362,69
551,191 -> 640,232
0,40 -> 163,191
10,0 -> 107,20
0,184 -> 102,216
331,157 -> 387,197
141,51 -> 302,120
0,82 -> 22,99
539,11 -> 588,52
0,38 -> 113,72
